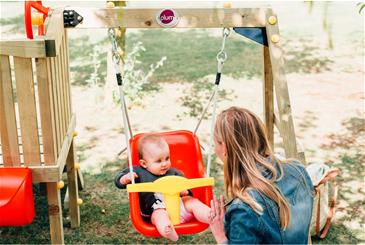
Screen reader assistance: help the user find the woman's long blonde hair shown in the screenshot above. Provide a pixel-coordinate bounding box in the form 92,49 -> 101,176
215,106 -> 291,229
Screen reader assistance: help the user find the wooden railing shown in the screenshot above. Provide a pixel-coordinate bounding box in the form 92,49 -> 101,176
0,8 -> 79,244
0,9 -> 73,183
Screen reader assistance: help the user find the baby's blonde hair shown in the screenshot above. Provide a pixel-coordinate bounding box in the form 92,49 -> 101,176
138,134 -> 168,160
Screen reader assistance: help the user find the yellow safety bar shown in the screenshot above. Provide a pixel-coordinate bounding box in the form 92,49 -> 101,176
127,176 -> 214,225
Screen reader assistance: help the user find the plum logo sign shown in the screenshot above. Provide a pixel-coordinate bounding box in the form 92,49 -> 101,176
156,9 -> 179,27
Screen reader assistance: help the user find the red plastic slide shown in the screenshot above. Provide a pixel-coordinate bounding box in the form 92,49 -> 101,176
0,168 -> 35,226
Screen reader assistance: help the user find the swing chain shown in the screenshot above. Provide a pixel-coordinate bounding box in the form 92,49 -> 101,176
108,28 -> 124,86
216,27 -> 230,68
215,27 -> 230,84
108,28 -> 121,66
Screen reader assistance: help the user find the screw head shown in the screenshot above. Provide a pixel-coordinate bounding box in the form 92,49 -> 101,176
57,181 -> 65,189
77,198 -> 83,205
271,34 -> 280,43
106,2 -> 115,8
268,16 -> 277,25
223,2 -> 232,8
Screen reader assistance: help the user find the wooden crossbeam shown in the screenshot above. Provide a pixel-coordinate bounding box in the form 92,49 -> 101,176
0,8 -> 269,58
29,165 -> 60,183
68,7 -> 267,28
0,40 -> 46,57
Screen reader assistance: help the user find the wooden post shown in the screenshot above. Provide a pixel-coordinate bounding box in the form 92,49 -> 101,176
46,182 -> 64,244
66,141 -> 80,228
265,9 -> 299,160
263,46 -> 274,150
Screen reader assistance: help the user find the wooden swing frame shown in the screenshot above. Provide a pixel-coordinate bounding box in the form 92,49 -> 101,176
0,6 -> 305,244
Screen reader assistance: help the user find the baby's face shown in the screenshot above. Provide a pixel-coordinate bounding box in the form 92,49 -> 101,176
140,142 -> 171,176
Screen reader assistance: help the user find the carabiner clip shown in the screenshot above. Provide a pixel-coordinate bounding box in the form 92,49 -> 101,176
216,50 -> 227,62
223,27 -> 231,38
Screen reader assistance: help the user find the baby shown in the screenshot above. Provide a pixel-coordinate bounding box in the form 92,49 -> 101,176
115,134 -> 210,241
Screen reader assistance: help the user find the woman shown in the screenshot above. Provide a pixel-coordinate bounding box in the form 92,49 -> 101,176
209,106 -> 314,244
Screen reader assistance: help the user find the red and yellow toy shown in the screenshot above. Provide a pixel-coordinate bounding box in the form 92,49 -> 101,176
24,1 -> 50,39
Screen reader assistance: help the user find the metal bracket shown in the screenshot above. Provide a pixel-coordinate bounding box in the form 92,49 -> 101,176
63,9 -> 83,28
233,27 -> 268,46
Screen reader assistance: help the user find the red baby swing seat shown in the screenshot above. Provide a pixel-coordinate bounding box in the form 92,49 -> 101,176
128,130 -> 213,237
111,27 -> 230,238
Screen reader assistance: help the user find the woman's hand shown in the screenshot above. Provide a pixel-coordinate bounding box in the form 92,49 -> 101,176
209,195 -> 228,244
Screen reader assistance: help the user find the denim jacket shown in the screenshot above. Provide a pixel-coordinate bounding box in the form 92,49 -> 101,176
224,160 -> 314,244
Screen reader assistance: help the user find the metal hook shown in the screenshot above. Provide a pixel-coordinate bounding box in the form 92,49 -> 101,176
223,27 -> 231,37
216,50 -> 227,63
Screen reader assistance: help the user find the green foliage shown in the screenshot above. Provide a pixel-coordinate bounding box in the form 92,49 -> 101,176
86,45 -> 103,88
114,41 -> 166,106
69,36 -> 107,86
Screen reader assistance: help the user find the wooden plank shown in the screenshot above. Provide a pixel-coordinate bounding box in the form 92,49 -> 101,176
263,46 -> 274,150
29,165 -> 60,183
44,9 -> 65,57
274,113 -> 306,164
0,55 -> 20,166
274,112 -> 283,137
265,9 -> 298,160
50,57 -> 61,155
46,58 -> 59,163
70,7 -> 267,28
13,57 -> 41,166
58,37 -> 67,139
0,40 -> 46,58
55,52 -> 65,145
66,141 -> 80,228
57,114 -> 76,177
63,31 -> 71,124
36,58 -> 57,165
46,182 -> 64,244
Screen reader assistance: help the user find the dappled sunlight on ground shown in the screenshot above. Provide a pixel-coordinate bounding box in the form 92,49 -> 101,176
0,1 -> 364,243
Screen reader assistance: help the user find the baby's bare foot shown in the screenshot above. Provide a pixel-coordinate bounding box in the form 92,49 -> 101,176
164,224 -> 178,242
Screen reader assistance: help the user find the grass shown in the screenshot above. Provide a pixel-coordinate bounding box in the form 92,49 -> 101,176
1,137 -> 363,244
0,12 -> 362,245
0,158 -> 223,244
65,29 -> 333,117
64,28 -> 334,87
124,29 -> 333,83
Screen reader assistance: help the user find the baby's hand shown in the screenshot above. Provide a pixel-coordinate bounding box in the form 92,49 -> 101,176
180,190 -> 189,197
120,172 -> 138,185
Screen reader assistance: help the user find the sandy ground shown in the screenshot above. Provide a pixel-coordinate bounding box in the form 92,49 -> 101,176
73,68 -> 364,173
72,64 -> 364,239
0,1 -> 363,239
